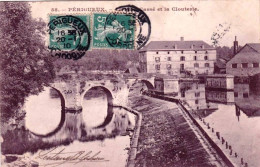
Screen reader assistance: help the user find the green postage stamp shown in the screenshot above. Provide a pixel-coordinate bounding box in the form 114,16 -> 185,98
92,13 -> 136,50
48,15 -> 91,51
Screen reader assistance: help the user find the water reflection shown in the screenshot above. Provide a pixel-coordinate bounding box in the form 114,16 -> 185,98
177,82 -> 218,111
178,82 -> 260,118
24,87 -> 64,135
24,86 -> 135,139
234,84 -> 260,117
82,87 -> 113,128
178,81 -> 260,167
6,86 -> 136,166
206,90 -> 234,104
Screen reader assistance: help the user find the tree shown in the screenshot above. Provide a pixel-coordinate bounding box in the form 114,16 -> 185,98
53,48 -> 140,73
0,2 -> 55,122
216,45 -> 242,61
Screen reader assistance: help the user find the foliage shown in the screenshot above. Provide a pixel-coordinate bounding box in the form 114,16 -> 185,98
1,128 -> 73,155
0,2 -> 55,122
53,49 -> 139,72
216,45 -> 242,61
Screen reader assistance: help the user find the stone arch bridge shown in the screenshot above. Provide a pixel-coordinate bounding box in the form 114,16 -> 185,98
29,74 -> 156,138
50,74 -> 155,112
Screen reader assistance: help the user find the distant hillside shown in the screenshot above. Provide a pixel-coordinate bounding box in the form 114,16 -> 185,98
53,49 -> 139,72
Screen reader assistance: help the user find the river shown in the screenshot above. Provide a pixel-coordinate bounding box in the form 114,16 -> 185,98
3,86 -> 136,167
177,82 -> 260,167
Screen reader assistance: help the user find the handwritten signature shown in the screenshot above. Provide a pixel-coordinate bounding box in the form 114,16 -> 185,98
35,147 -> 109,167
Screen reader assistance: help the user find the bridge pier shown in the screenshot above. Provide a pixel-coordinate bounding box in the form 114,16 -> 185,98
53,82 -> 83,112
51,79 -> 128,110
62,111 -> 85,140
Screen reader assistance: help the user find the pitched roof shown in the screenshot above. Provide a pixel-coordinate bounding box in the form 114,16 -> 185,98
227,52 -> 260,64
140,40 -> 215,51
124,67 -> 139,73
215,59 -> 227,68
247,43 -> 260,53
227,43 -> 260,64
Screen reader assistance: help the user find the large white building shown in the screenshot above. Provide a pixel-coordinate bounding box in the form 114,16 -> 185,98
139,37 -> 217,76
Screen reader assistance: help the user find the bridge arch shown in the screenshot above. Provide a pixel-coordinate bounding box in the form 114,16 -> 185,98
140,79 -> 154,89
28,86 -> 66,138
81,86 -> 114,128
49,83 -> 68,107
50,86 -> 66,110
81,85 -> 114,107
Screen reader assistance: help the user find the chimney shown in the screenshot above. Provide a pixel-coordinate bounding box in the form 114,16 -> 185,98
202,44 -> 205,49
233,36 -> 238,55
180,37 -> 184,41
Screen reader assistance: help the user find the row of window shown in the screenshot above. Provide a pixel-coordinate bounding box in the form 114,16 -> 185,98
179,91 -> 249,102
181,92 -> 202,99
180,92 -> 249,99
155,63 -> 210,70
232,63 -> 259,68
156,51 -> 209,54
234,92 -> 248,98
194,63 -> 210,67
155,56 -> 208,62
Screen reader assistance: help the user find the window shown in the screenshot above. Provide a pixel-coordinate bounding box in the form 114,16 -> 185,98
243,93 -> 249,98
242,63 -> 248,68
194,56 -> 197,60
205,63 -> 210,67
167,64 -> 172,70
205,51 -> 208,54
195,92 -> 200,97
195,99 -> 199,104
155,64 -> 160,70
156,52 -> 159,54
253,63 -> 259,68
167,57 -> 171,61
234,92 -> 238,97
194,63 -> 199,67
155,57 -> 160,62
232,64 -> 237,68
167,51 -> 170,54
204,56 -> 208,60
181,90 -> 185,97
181,51 -> 184,54
180,64 -> 184,71
180,56 -> 185,61
195,51 -> 197,54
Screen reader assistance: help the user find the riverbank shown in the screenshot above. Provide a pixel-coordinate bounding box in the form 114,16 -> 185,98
128,90 -> 226,167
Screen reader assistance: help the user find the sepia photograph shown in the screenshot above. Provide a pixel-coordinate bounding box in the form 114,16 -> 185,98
0,0 -> 260,167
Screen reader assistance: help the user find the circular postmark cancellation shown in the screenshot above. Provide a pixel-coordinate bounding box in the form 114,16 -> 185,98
47,15 -> 91,60
115,5 -> 151,50
104,12 -> 136,50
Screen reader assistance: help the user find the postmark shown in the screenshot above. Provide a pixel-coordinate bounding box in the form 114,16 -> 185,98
47,15 -> 91,60
92,5 -> 151,50
93,13 -> 135,50
115,5 -> 151,50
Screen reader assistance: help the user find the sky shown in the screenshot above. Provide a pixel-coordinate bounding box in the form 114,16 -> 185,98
30,0 -> 260,47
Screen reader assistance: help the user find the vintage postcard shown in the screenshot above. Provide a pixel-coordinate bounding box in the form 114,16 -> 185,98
0,0 -> 260,167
